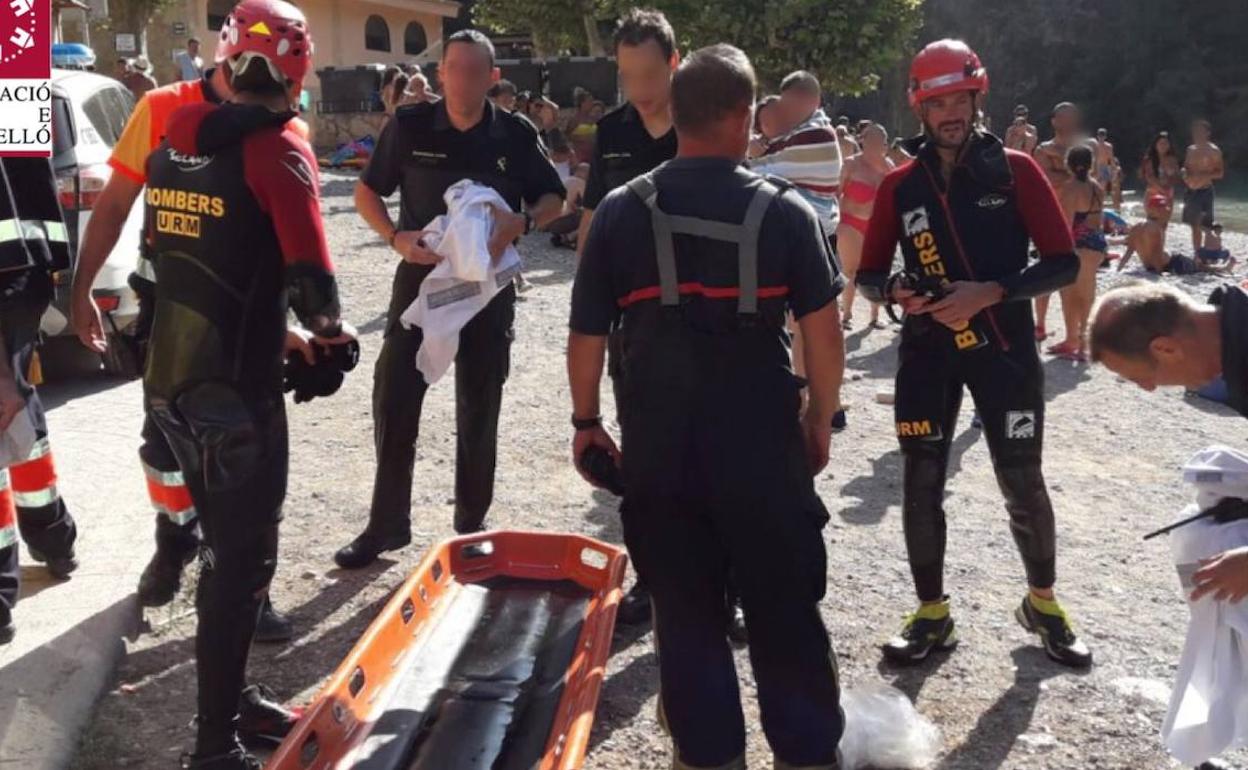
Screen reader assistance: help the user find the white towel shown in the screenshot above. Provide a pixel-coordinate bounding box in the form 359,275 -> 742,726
399,180 -> 522,384
1161,444 -> 1248,765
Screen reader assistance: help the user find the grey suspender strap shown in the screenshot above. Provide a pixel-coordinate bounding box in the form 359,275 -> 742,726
626,174 -> 780,313
627,175 -> 680,306
737,183 -> 778,314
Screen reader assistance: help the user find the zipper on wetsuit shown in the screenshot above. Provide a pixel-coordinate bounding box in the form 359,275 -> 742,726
920,161 -> 1010,351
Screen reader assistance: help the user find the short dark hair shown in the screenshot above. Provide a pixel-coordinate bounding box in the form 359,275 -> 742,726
836,114 -> 850,126
444,29 -> 496,67
1014,104 -> 1029,116
613,8 -> 676,61
780,70 -> 820,98
188,37 -> 201,45
1211,222 -> 1223,233
671,44 -> 756,137
1096,127 -> 1108,136
382,65 -> 403,89
1053,101 -> 1078,116
1089,284 -> 1199,362
493,79 -> 516,96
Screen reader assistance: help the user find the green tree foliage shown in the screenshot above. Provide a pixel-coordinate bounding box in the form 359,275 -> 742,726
656,0 -> 924,94
907,0 -> 1248,173
473,0 -> 924,93
474,0 -> 614,56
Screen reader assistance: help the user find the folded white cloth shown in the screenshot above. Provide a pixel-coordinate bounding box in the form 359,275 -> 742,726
399,180 -> 522,384
1161,444 -> 1248,765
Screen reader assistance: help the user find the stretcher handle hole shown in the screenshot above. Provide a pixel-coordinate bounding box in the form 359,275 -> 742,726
431,559 -> 444,582
461,540 -> 495,560
580,547 -> 609,570
348,667 -> 366,698
401,597 -> 415,624
299,732 -> 319,767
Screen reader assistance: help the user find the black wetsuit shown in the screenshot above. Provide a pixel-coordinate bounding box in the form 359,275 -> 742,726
143,101 -> 342,754
856,131 -> 1079,601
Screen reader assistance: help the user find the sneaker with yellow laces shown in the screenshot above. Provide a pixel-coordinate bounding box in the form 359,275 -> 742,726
882,597 -> 959,664
1015,593 -> 1093,668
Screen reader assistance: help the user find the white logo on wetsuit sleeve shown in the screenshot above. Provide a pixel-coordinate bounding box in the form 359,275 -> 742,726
1006,410 -> 1037,439
280,150 -> 316,194
977,193 -> 1008,209
903,206 -> 931,236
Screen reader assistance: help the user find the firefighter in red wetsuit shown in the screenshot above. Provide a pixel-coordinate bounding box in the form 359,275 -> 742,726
141,2 -> 356,767
856,40 -> 1093,669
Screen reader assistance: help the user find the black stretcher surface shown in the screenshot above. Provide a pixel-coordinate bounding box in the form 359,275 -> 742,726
351,577 -> 591,770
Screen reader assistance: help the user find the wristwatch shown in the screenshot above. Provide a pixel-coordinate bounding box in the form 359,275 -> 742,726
572,415 -> 601,431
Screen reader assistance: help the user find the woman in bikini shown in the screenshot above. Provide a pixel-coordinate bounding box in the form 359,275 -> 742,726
836,122 -> 895,329
1140,131 -> 1181,228
1048,145 -> 1106,362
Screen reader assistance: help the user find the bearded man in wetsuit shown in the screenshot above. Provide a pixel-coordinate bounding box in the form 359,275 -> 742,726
856,40 -> 1092,670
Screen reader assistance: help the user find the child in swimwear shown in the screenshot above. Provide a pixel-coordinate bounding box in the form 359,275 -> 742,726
1197,222 -> 1232,265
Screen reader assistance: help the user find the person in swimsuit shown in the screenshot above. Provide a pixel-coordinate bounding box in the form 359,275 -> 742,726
1032,102 -> 1086,341
1182,119 -> 1224,256
1049,145 -> 1106,361
1141,130 -> 1181,227
1197,222 -> 1232,266
1093,128 -> 1115,189
836,122 -> 894,329
1005,104 -> 1038,154
1117,195 -> 1235,277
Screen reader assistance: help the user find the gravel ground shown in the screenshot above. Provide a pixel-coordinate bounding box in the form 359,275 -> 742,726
70,172 -> 1248,769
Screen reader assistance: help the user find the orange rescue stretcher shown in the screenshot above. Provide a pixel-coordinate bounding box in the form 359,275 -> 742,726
267,530 -> 627,770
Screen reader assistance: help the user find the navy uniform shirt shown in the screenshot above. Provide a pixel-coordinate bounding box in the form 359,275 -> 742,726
571,157 -> 843,345
360,99 -> 564,331
582,101 -> 678,210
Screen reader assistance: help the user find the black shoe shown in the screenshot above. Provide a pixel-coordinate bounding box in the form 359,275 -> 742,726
726,601 -> 748,646
254,599 -> 293,644
1197,760 -> 1236,770
137,546 -> 193,607
27,547 -> 79,580
831,409 -> 848,431
616,581 -> 652,625
1015,595 -> 1093,668
0,618 -> 13,645
882,601 -> 959,664
237,684 -> 300,747
333,530 -> 410,570
180,737 -> 262,770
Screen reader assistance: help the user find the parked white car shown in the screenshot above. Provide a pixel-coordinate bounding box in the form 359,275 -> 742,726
46,68 -> 144,376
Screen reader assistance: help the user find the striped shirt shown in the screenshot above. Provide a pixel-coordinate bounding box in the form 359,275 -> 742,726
749,109 -> 842,228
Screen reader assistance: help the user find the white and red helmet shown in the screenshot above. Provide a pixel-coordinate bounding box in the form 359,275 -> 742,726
216,0 -> 313,91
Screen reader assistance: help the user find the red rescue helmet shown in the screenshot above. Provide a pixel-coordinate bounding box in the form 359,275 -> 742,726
908,39 -> 988,109
1146,193 -> 1170,211
216,0 -> 313,92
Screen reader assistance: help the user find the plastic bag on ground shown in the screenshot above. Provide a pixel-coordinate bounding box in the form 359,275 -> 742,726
838,683 -> 941,769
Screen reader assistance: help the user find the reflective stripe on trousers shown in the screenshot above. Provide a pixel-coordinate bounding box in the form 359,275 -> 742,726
9,437 -> 61,509
0,469 -> 15,549
0,218 -> 68,246
143,460 -> 198,526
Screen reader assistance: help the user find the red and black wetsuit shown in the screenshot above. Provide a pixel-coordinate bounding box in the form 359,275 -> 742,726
856,130 -> 1078,602
142,100 -> 340,755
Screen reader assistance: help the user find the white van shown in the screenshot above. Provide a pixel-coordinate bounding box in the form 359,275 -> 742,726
46,68 -> 144,376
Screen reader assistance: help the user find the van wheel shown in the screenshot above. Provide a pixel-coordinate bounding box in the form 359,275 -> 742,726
101,330 -> 142,379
